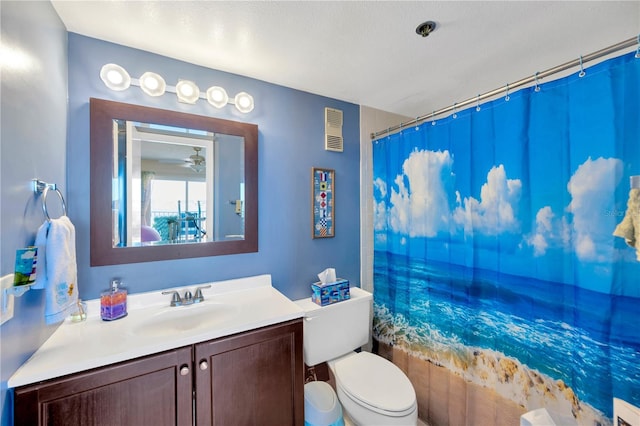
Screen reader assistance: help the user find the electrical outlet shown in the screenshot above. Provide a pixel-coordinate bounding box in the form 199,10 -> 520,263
1,274 -> 16,325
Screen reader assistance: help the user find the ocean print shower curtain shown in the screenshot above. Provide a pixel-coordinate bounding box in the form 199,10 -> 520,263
372,51 -> 639,426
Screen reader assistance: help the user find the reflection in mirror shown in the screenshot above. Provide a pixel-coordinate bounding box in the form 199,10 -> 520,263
112,121 -> 245,247
91,98 -> 258,266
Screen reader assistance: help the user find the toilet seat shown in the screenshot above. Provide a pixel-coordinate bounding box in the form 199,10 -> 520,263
334,352 -> 416,417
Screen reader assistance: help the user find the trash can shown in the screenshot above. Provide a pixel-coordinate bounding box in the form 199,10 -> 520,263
520,408 -> 577,426
304,381 -> 344,426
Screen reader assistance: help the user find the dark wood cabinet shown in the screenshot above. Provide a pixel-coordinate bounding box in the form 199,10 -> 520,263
195,319 -> 304,426
14,346 -> 193,426
14,319 -> 303,426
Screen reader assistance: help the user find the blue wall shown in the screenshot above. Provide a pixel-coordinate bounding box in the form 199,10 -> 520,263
68,34 -> 361,301
0,1 -> 68,424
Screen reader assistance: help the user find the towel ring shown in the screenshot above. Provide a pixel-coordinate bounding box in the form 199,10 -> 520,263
33,179 -> 67,221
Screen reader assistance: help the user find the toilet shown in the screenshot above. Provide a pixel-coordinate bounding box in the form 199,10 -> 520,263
296,287 -> 418,426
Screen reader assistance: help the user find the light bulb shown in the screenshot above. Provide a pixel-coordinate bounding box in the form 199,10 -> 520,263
234,92 -> 254,113
140,72 -> 166,97
146,78 -> 158,90
206,86 -> 228,108
107,70 -> 123,85
100,64 -> 131,91
176,80 -> 200,104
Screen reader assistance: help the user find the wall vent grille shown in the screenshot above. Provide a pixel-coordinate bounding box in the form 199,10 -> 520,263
325,107 -> 343,152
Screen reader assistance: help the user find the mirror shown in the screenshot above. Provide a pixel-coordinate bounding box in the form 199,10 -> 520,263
113,123 -> 244,246
90,98 -> 258,266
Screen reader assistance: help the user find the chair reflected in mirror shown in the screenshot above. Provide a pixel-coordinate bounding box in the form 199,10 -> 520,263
178,200 -> 206,242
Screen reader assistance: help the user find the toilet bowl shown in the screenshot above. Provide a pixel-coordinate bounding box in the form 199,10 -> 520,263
295,287 -> 418,426
329,352 -> 417,425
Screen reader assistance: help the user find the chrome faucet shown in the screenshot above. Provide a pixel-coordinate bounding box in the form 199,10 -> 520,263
161,290 -> 182,307
194,285 -> 211,303
162,285 -> 212,307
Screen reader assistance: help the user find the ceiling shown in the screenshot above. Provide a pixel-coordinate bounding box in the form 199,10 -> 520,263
51,1 -> 639,118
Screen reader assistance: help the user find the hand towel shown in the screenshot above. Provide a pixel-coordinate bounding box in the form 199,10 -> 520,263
32,216 -> 79,324
613,188 -> 640,260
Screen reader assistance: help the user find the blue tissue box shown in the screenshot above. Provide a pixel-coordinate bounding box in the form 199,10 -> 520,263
311,279 -> 350,306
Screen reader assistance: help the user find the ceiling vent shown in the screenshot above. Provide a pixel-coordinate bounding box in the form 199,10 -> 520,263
325,107 -> 343,152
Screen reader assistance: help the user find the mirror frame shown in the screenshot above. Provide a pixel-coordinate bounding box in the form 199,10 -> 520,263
90,98 -> 258,266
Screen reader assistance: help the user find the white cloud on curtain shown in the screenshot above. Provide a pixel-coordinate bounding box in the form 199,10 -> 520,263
526,157 -> 623,261
387,149 -> 453,237
452,164 -> 522,235
371,51 -> 640,426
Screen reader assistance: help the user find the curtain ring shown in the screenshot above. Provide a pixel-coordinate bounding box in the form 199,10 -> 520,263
578,55 -> 586,77
505,84 -> 510,101
534,72 -> 541,92
431,111 -> 436,126
452,103 -> 458,119
415,117 -> 420,131
475,95 -> 481,112
636,33 -> 640,59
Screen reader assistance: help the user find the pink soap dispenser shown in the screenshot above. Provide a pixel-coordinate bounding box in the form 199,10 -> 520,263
100,279 -> 127,321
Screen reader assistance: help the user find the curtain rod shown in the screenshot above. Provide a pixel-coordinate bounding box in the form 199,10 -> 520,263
371,36 -> 639,140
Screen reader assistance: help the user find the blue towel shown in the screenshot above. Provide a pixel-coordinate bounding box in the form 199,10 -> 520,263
32,216 -> 78,324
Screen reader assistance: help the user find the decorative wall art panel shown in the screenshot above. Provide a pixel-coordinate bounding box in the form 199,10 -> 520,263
312,167 -> 334,238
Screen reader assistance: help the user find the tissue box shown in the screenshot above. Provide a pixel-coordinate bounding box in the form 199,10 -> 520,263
311,279 -> 350,306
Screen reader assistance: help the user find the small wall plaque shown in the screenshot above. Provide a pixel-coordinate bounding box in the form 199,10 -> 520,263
311,167 -> 335,239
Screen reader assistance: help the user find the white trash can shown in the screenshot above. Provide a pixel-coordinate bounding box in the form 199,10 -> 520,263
520,408 -> 577,426
304,381 -> 344,426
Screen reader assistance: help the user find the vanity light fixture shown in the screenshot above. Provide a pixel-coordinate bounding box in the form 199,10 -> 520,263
139,71 -> 166,97
99,63 -> 254,113
100,63 -> 131,91
176,80 -> 200,104
206,86 -> 229,108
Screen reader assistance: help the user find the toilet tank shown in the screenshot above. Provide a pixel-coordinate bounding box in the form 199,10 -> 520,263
295,287 -> 373,367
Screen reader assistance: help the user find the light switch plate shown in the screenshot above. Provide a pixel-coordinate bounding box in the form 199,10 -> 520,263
1,274 -> 16,325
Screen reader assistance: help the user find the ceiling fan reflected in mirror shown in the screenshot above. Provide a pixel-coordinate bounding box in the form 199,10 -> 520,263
189,147 -> 205,173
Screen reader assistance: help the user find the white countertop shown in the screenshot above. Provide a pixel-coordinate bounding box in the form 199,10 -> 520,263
8,274 -> 304,388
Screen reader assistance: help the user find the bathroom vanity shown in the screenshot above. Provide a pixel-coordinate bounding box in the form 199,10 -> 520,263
9,275 -> 305,425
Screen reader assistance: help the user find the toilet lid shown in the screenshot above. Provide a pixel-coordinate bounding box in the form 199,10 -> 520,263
334,352 -> 416,414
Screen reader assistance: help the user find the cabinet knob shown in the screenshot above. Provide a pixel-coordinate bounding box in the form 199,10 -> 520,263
199,360 -> 209,371
180,365 -> 190,376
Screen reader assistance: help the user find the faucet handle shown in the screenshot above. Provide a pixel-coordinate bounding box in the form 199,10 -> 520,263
162,290 -> 182,307
194,285 -> 212,303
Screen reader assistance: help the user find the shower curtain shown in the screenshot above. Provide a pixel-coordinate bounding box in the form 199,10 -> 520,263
372,51 -> 640,426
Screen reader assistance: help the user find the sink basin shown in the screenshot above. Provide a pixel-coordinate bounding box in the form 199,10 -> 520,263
132,302 -> 237,337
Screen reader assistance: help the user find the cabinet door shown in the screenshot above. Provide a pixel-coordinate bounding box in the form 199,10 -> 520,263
14,347 -> 193,426
194,319 -> 304,426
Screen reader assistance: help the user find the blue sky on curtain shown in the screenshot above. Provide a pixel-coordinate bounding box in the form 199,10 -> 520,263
372,51 -> 639,425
